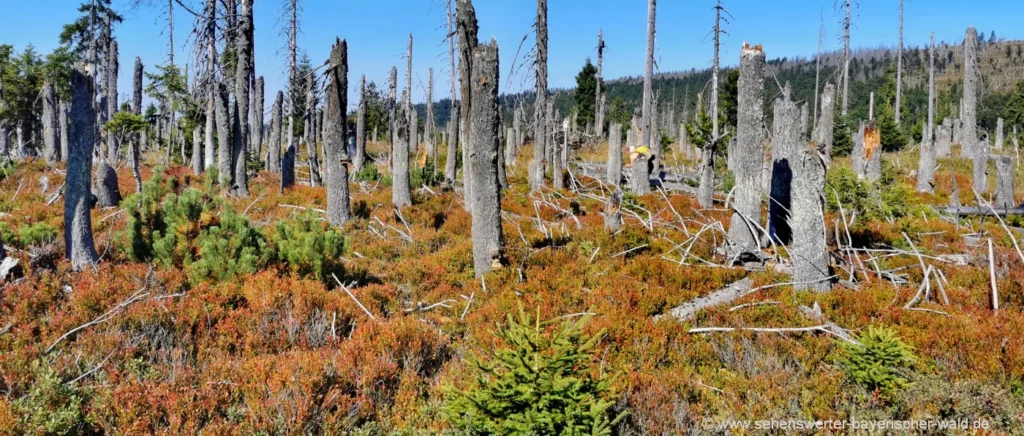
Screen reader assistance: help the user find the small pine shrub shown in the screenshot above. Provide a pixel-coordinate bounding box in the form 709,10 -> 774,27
836,325 -> 917,400
353,164 -> 381,183
411,163 -> 443,188
271,211 -> 347,282
17,222 -> 59,248
187,205 -> 269,283
825,166 -> 921,222
444,306 -> 627,434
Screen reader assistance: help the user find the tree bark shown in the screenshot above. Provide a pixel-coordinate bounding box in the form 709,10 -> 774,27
94,161 -> 122,207
253,77 -> 264,160
595,29 -> 605,137
457,0 -> 479,208
529,0 -> 548,192
393,98 -> 413,208
468,40 -> 504,277
816,83 -> 835,157
790,147 -> 830,292
60,101 -> 70,162
268,91 -> 283,173
864,125 -> 882,182
216,82 -> 233,187
768,88 -> 799,245
304,81 -> 321,187
607,123 -> 622,186
66,67 -> 100,271
427,68 -> 436,171
232,0 -> 253,197
995,118 -> 1004,150
444,0 -> 460,186
995,155 -> 1015,209
963,27 -> 979,159
204,0 -> 216,170
42,81 -> 60,164
106,38 -> 119,162
281,144 -> 296,189
604,189 -> 622,232
636,0 -> 656,196
728,43 -> 766,257
852,122 -> 866,178
191,127 -> 203,173
324,38 -> 352,225
918,34 -> 937,194
841,0 -> 851,116
937,118 -> 952,157
973,142 -> 990,195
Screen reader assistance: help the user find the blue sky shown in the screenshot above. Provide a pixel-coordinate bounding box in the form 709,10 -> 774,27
2,0 -> 1022,112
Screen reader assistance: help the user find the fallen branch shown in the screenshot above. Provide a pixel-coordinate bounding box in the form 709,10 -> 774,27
332,274 -> 377,321
46,268 -> 156,354
688,324 -> 860,345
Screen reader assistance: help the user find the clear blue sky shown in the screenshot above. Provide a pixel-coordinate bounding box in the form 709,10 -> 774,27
2,0 -> 1022,112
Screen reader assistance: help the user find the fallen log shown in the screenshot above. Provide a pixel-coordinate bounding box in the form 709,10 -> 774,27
657,277 -> 753,321
939,206 -> 1024,217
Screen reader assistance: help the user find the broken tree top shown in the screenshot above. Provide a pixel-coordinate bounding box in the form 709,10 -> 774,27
742,42 -> 763,54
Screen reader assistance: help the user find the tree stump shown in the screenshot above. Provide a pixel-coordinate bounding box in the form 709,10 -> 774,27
281,144 -> 296,189
324,38 -> 352,225
791,146 -> 830,292
727,42 -> 766,257
607,123 -> 622,186
995,155 -> 1015,209
604,189 -> 622,232
65,67 -> 100,271
468,40 -> 504,277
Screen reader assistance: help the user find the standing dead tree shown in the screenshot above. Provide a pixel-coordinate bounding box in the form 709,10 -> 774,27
232,0 -> 253,197
324,38 -> 352,226
768,84 -> 798,245
634,0 -> 656,196
131,57 -> 144,192
66,66 -> 100,271
791,147 -> 829,290
202,0 -> 216,171
457,0 -> 479,208
895,0 -> 903,126
917,33 -> 936,194
529,0 -> 548,192
964,27 -> 988,194
816,83 -> 835,157
268,91 -> 284,173
216,82 -> 232,187
994,156 -> 1015,209
469,39 -> 505,277
393,91 -> 412,208
595,29 -> 606,137
355,74 -> 367,173
812,9 -> 825,134
253,77 -> 265,164
727,43 -> 766,259
426,68 -> 436,171
607,123 -> 622,186
42,81 -> 60,164
444,0 -> 460,187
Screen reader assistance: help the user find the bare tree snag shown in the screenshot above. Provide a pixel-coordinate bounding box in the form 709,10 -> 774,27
60,101 -> 70,162
66,67 -> 100,271
304,79 -> 321,187
607,123 -> 622,186
444,0 -> 460,187
918,34 -> 937,194
106,38 -> 119,161
427,68 -> 436,170
393,95 -> 413,208
268,91 -> 283,173
841,0 -> 852,116
791,146 -> 830,291
191,127 -> 202,173
468,40 -> 504,277
605,189 -> 622,232
995,155 -> 1015,209
895,0 -> 903,125
727,43 -> 766,257
974,143 -> 990,195
799,103 -> 809,140
937,118 -> 952,157
815,84 -> 835,157
457,0 -> 478,208
282,144 -> 295,189
355,74 -> 367,173
94,161 -> 121,207
253,77 -> 265,159
42,81 -> 60,164
638,0 -> 656,194
768,86 -> 799,244
529,0 -> 548,192
203,0 -> 217,170
995,118 -> 1004,150
813,10 -> 825,134
595,29 -> 605,137
864,125 -> 881,182
215,82 -> 233,187
963,27 -> 979,159
324,38 -> 352,225
852,122 -> 866,178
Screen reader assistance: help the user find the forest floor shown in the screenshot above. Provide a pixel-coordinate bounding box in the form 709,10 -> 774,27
1,141 -> 1023,434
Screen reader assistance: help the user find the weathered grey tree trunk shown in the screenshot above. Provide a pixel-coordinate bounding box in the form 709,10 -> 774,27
650,94 -> 661,178
42,81 -> 60,164
324,38 -> 352,225
963,27 -> 979,159
130,58 -> 143,191
406,33 -> 414,155
66,67 -> 100,271
937,118 -> 952,157
388,66 -> 398,174
446,106 -> 460,184
253,77 -> 264,159
973,141 -> 989,195
607,123 -> 622,186
215,83 -> 233,187
768,88 -> 799,245
94,161 -> 122,207
304,81 -> 321,187
995,118 -> 1004,150
868,92 -> 875,121
812,11 -> 824,134
918,34 -> 937,194
268,91 -> 283,173
917,139 -> 936,194
106,39 -> 119,162
727,44 -> 766,257
595,29 -> 605,137
231,0 -> 253,197
895,0 -> 903,126
504,127 -> 516,175
203,0 -> 217,170
864,125 -> 882,182
190,124 -> 202,173
529,0 -> 548,192
852,122 -> 866,178
553,116 -> 563,190
355,74 -> 367,173
393,97 -> 413,208
604,189 -> 622,232
816,83 -> 835,157
711,0 -> 722,141
636,0 -> 656,196
799,103 -> 809,140
995,155 -> 1015,209
468,40 -> 504,277
426,68 -> 436,170
790,146 -> 830,291
457,0 -> 479,208
841,0 -> 851,116
59,101 -> 70,162
282,144 -> 296,189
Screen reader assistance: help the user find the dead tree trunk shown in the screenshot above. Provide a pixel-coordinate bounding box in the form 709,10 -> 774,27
529,0 -> 548,192
841,0 -> 851,116
816,83 -> 835,157
444,0 -> 460,186
790,146 -> 830,291
636,0 -> 656,196
974,142 -> 990,195
281,143 -> 296,189
60,101 -> 70,162
268,91 -> 283,173
457,0 -> 479,208
799,103 -> 809,140
203,0 -> 216,170
355,74 -> 367,173
231,0 -> 253,197
106,39 -> 119,162
94,161 -> 121,207
604,189 -> 622,232
393,96 -> 413,208
864,125 -> 882,181
553,117 -> 563,190
42,81 -> 60,164
130,58 -> 143,190
727,43 -> 766,257
253,77 -> 265,160
304,81 -> 321,187
995,118 -> 1004,150
216,82 -> 233,187
469,40 -> 504,277
768,87 -> 799,245
607,123 -> 622,186
191,124 -> 203,173
995,155 -> 1015,209
813,11 -> 824,134
937,118 -> 952,157
324,38 -> 352,225
66,67 -> 100,271
595,29 -> 605,137
963,27 -> 979,159
852,122 -> 866,177
426,68 -> 436,170
895,0 -> 903,126
918,34 -> 936,194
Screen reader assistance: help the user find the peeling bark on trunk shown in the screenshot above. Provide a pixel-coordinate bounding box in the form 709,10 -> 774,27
94,161 -> 122,207
864,125 -> 881,182
963,27 -> 979,159
42,81 -> 60,164
457,0 -> 479,210
66,67 -> 100,271
324,39 -> 352,225
995,155 -> 1015,209
607,123 -> 622,186
768,88 -> 799,245
268,91 -> 283,173
215,83 -> 233,187
529,0 -> 548,192
790,147 -> 830,292
468,40 -> 504,277
355,75 -> 367,173
727,44 -> 766,257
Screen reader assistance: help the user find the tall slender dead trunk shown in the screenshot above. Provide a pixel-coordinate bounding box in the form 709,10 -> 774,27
393,93 -> 412,208
304,80 -> 321,187
634,0 -> 656,196
791,145 -> 829,291
817,83 -> 835,158
768,85 -> 799,244
59,101 -> 70,162
469,40 -> 504,277
727,43 -> 766,258
444,0 -> 460,186
813,10 -> 824,134
388,67 -> 397,173
895,0 -> 903,125
216,82 -> 232,186
711,0 -> 722,140
324,38 -> 352,225
253,77 -> 264,160
406,34 -> 414,158
130,58 -> 143,190
166,0 -> 176,163
607,123 -> 622,186
42,81 -> 60,164
595,29 -> 605,137
107,38 -> 119,162
66,67 -> 100,271
841,0 -> 851,116
191,128 -> 203,173
355,74 -> 367,173
427,68 -> 436,170
529,0 -> 548,192
268,91 -> 283,173
964,27 -> 979,159
917,34 -> 936,194
204,0 -> 216,170
457,0 -> 479,209
231,0 -> 252,196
